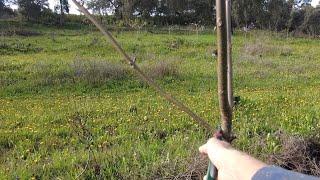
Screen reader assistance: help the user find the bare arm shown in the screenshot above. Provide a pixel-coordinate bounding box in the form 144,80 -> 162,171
199,138 -> 267,180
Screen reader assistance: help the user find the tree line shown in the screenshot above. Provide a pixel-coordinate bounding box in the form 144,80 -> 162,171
1,0 -> 319,35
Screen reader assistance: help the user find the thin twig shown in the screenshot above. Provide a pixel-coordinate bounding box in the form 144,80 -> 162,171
71,0 -> 213,133
75,148 -> 91,179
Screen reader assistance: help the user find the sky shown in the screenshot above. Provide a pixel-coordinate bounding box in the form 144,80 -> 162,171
11,0 -> 320,15
312,0 -> 320,6
48,0 -> 79,14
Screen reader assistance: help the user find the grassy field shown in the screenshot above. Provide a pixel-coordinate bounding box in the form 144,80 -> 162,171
0,23 -> 320,179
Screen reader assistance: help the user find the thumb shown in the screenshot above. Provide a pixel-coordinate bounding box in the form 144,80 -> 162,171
199,144 -> 208,155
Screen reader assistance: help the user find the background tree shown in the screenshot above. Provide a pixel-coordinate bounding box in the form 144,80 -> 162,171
18,0 -> 49,21
113,0 -> 135,23
298,0 -> 312,7
1,0 -> 318,34
87,0 -> 114,16
288,8 -> 305,32
55,0 -> 69,25
187,0 -> 215,25
0,0 -> 15,18
232,0 -> 266,28
87,0 -> 115,23
133,0 -> 157,20
266,0 -> 291,31
0,0 -> 5,10
153,0 -> 214,25
301,6 -> 320,36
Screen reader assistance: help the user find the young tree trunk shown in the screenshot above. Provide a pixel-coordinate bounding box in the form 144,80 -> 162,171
226,0 -> 234,108
216,0 -> 233,142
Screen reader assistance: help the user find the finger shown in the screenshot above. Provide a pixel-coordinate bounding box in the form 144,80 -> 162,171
203,175 -> 207,180
199,144 -> 208,154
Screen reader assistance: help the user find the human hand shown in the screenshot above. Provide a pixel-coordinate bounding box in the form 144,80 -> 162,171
199,138 -> 234,180
199,138 -> 266,180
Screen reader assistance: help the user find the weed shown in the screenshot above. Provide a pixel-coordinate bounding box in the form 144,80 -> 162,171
70,59 -> 131,85
267,134 -> 320,176
143,60 -> 179,80
0,29 -> 41,37
0,42 -> 42,55
243,41 -> 292,57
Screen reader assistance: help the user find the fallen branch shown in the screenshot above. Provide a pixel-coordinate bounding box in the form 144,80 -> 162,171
71,0 -> 213,133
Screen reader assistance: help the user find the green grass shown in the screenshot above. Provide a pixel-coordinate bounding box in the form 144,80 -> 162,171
0,24 -> 320,179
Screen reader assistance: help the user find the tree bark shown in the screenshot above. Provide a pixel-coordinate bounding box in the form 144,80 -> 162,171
216,0 -> 232,142
226,0 -> 234,108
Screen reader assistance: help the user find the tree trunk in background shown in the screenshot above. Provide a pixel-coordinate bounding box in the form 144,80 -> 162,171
226,0 -> 234,108
60,0 -> 65,26
123,0 -> 134,23
216,0 -> 233,142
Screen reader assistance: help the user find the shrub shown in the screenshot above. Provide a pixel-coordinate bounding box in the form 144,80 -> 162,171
70,59 -> 131,85
243,41 -> 292,57
143,60 -> 179,80
29,59 -> 180,88
268,134 -> 320,176
29,59 -> 131,87
301,8 -> 320,36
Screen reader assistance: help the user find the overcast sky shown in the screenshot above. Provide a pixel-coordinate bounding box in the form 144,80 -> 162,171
312,0 -> 319,6
48,0 -> 79,14
311,0 -> 319,6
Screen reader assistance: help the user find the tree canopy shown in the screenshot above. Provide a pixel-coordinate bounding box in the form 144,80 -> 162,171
1,0 -> 319,35
17,0 -> 49,21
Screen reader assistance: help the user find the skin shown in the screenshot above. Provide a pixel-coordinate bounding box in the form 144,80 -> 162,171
199,138 -> 268,180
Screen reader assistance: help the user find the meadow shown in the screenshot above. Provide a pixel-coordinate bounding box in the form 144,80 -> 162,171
0,22 -> 320,179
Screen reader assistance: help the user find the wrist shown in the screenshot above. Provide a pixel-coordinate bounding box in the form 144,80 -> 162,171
217,148 -> 240,167
207,141 -> 234,169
